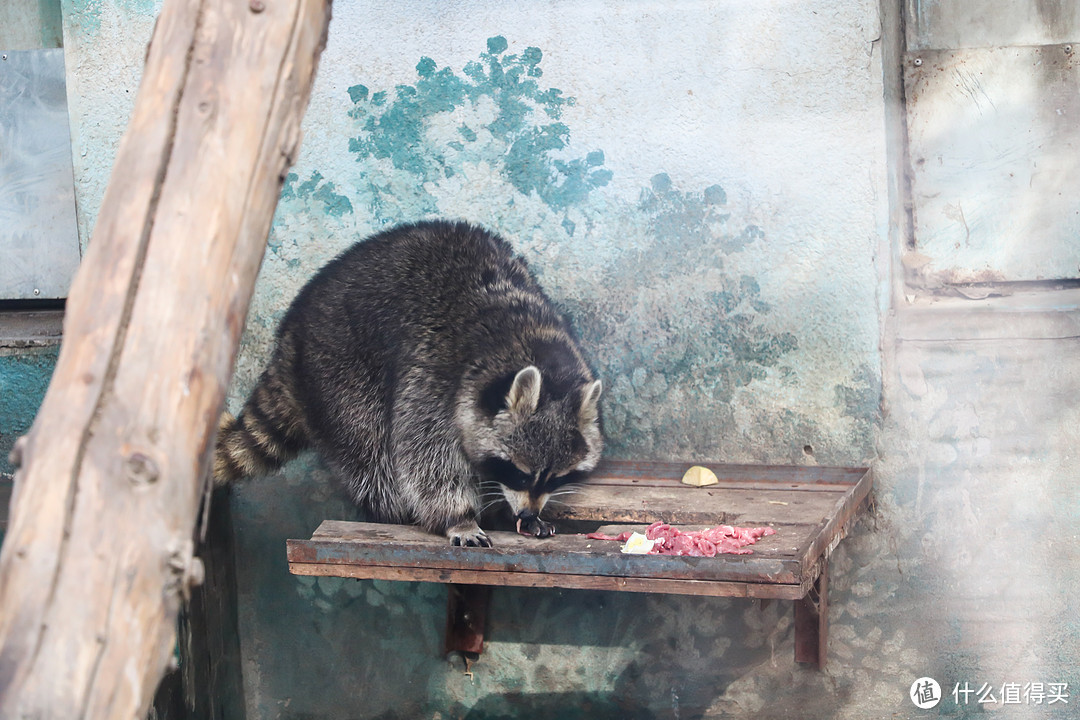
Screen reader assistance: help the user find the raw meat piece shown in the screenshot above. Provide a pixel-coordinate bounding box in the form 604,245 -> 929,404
585,521 -> 775,556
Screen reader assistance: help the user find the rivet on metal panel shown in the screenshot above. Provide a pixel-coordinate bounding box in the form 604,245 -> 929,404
33,288 -> 40,296
1065,45 -> 1073,55
913,57 -> 923,67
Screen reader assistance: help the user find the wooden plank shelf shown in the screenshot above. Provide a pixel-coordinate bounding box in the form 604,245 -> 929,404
286,460 -> 873,668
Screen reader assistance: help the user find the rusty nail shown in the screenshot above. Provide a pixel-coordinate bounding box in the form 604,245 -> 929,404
126,452 -> 160,485
913,57 -> 923,67
249,0 -> 265,12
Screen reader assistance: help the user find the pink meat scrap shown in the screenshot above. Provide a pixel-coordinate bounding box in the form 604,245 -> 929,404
586,521 -> 776,556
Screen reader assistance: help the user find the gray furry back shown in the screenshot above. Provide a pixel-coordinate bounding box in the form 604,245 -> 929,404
214,220 -> 603,546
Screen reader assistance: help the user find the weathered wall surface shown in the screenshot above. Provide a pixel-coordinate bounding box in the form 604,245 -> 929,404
2,0 -> 1072,717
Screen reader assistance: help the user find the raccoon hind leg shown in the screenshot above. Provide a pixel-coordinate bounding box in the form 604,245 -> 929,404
213,360 -> 310,485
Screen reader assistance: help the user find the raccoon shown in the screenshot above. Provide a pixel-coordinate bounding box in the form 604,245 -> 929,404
214,220 -> 603,546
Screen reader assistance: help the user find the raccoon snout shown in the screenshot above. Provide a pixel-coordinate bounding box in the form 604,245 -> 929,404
515,510 -> 555,538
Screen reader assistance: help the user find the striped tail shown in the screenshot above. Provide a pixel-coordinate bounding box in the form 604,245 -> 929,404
213,367 -> 310,485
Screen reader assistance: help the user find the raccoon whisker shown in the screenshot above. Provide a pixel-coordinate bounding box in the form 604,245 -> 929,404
547,487 -> 585,498
478,498 -> 507,513
477,498 -> 503,507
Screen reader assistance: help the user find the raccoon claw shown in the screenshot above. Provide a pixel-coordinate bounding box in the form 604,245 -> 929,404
516,513 -> 556,539
448,522 -> 492,548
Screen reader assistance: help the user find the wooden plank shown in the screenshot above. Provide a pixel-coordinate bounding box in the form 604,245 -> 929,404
545,484 -> 845,526
0,1 -> 331,717
584,478 -> 860,492
591,459 -> 867,486
445,584 -> 490,656
795,468 -> 873,583
286,465 -> 872,617
310,519 -> 814,561
290,522 -> 801,584
585,523 -> 812,560
287,563 -> 807,600
794,562 -> 829,668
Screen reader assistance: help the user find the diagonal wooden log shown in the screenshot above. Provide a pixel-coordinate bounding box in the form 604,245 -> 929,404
0,0 -> 331,716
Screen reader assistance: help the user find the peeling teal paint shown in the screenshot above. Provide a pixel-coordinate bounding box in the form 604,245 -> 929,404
62,0 -> 156,34
345,36 -> 607,224
280,171 -> 353,218
62,0 -> 104,33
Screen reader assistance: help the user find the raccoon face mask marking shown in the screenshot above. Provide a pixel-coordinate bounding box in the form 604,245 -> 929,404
471,367 -> 603,536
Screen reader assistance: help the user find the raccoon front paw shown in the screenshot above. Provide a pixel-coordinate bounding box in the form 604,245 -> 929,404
447,521 -> 493,548
516,513 -> 556,539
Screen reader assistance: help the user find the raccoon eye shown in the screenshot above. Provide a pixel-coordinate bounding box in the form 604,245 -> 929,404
477,457 -> 532,491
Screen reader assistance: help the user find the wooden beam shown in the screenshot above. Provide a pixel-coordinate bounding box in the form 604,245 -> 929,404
445,584 -> 491,657
794,561 -> 829,668
288,562 -> 808,601
0,0 -> 330,716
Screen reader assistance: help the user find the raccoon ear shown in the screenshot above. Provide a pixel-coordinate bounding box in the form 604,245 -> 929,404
507,366 -> 542,416
578,379 -> 602,426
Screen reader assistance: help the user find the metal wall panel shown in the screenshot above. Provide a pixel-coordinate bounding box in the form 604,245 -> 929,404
906,0 -> 1080,51
905,45 -> 1080,283
0,48 -> 80,300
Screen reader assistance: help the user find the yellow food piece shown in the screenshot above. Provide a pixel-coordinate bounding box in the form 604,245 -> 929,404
621,532 -> 656,554
681,465 -> 719,487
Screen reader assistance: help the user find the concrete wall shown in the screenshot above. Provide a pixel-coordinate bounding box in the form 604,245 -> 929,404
0,0 -> 1076,718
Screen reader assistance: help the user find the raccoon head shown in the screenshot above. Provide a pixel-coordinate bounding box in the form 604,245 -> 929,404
460,365 -> 603,531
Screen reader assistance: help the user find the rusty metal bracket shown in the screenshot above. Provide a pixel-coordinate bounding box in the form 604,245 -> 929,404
445,584 -> 491,658
794,560 -> 829,669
